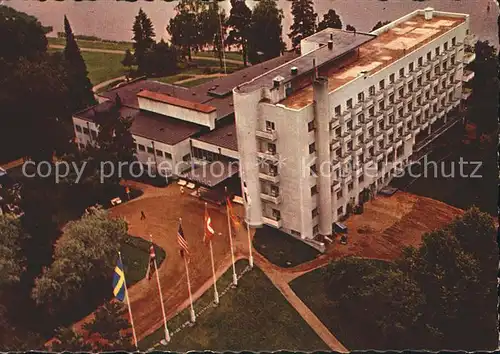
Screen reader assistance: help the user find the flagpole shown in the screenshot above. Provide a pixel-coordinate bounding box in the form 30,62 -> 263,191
225,187 -> 238,286
206,203 -> 219,305
180,218 -> 196,323
247,221 -> 254,268
150,235 -> 170,344
118,251 -> 138,349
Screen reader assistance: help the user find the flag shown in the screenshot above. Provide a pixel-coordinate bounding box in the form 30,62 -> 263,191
177,222 -> 189,258
145,244 -> 156,280
112,258 -> 126,302
204,208 -> 215,244
226,197 -> 241,232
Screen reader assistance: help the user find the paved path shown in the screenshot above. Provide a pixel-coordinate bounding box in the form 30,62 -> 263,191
92,75 -> 127,93
49,44 -> 245,65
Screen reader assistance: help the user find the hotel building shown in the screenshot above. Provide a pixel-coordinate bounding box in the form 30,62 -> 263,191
72,8 -> 476,249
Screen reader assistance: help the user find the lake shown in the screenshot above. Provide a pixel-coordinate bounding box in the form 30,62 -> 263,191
3,0 -> 498,46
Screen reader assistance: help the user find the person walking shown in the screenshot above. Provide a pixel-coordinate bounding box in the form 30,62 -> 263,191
140,211 -> 146,220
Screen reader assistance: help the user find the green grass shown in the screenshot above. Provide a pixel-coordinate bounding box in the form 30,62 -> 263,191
47,37 -> 132,52
140,260 -> 329,352
194,50 -> 244,62
253,226 -> 320,268
121,236 -> 166,286
179,77 -> 217,88
81,51 -> 128,85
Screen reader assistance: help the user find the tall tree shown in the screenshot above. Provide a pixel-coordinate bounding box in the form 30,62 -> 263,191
247,0 -> 284,64
143,40 -> 178,76
467,40 -> 499,136
0,215 -> 26,287
371,20 -> 390,32
288,0 -> 317,48
50,327 -> 92,352
132,8 -> 156,74
121,49 -> 136,74
226,0 -> 252,66
316,9 -> 342,31
63,16 -> 95,111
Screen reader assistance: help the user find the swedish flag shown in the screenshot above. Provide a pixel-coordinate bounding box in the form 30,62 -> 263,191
112,257 -> 126,302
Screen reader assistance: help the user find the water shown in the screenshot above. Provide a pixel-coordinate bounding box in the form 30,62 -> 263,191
2,0 -> 498,46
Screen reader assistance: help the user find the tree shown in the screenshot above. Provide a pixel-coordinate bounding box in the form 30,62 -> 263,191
288,0 -> 317,49
0,5 -> 48,62
467,40 -> 499,136
132,8 -> 156,73
0,215 -> 26,287
63,16 -> 95,111
50,327 -> 92,352
202,2 -> 228,69
226,0 -> 252,66
31,209 -> 128,312
316,9 -> 342,31
346,24 -> 356,32
371,20 -> 390,32
143,40 -> 178,76
247,0 -> 284,64
83,302 -> 134,351
121,49 -> 136,73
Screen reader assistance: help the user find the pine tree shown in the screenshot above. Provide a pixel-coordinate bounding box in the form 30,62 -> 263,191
63,15 -> 95,111
247,0 -> 284,64
226,0 -> 252,66
288,0 -> 317,49
121,49 -> 136,71
317,9 -> 342,31
132,8 -> 155,74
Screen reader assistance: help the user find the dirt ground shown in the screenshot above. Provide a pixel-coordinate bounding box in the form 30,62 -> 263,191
65,182 -> 463,346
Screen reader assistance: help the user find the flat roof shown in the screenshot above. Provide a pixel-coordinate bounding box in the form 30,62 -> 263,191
181,161 -> 239,187
282,13 -> 465,109
193,119 -> 238,152
237,29 -> 375,93
137,90 -> 217,114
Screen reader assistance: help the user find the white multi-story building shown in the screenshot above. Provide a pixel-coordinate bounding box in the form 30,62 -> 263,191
233,8 -> 476,244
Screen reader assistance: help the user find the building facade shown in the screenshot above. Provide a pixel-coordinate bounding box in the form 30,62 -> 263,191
234,8 -> 476,244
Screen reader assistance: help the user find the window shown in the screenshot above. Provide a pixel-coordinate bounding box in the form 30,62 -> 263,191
156,150 -> 163,157
358,113 -> 365,123
309,143 -> 316,154
417,95 -> 421,105
398,88 -> 404,97
310,164 -> 317,175
91,130 -> 98,140
358,92 -> 365,102
389,73 -> 395,83
311,185 -> 318,196
336,191 -> 343,200
408,102 -> 413,111
398,108 -> 404,117
147,146 -> 154,154
312,208 -> 318,218
379,79 -> 385,90
389,93 -> 394,104
83,127 -> 89,135
435,46 -> 440,55
425,91 -> 430,99
347,98 -> 353,109
266,121 -> 275,131
427,52 -> 432,61
313,225 -> 319,235
272,209 -> 281,220
75,125 -> 82,133
348,182 -> 353,191
182,154 -> 191,162
369,85 -> 375,96
389,114 -> 394,124
452,37 -> 456,46
379,100 -> 385,110
347,141 -> 353,150
426,72 -> 431,80
417,76 -> 422,86
335,127 -> 341,137
308,121 -> 315,132
409,62 -> 414,72
444,42 -> 448,51
358,174 -> 364,183
418,57 -> 423,66
369,106 -> 375,117
408,82 -> 414,92
399,68 -> 405,77
268,143 -> 276,153
165,152 -> 173,159
138,144 -> 145,152
346,120 -> 352,129
451,55 -> 455,65
337,206 -> 343,215
335,105 -> 341,115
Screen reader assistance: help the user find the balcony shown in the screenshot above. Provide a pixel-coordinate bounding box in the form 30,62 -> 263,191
259,171 -> 280,184
365,139 -> 374,149
394,138 -> 403,149
263,216 -> 282,228
341,153 -> 352,165
462,87 -> 472,100
364,119 -> 374,130
330,140 -> 341,151
421,121 -> 429,130
256,129 -> 277,141
351,125 -> 363,137
404,113 -> 412,124
445,104 -> 453,114
382,126 -> 394,137
395,120 -> 404,130
422,102 -> 430,112
430,115 -> 437,124
412,107 -> 422,117
340,133 -> 352,145
339,110 -> 351,123
332,180 -> 341,192
462,69 -> 475,82
352,144 -> 363,156
438,108 -> 446,119
463,52 -> 476,65
404,132 -> 412,141
331,159 -> 341,171
261,192 -> 282,204
258,150 -> 280,164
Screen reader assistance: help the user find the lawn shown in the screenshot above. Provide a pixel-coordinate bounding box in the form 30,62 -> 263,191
121,235 -> 166,286
253,226 -> 320,268
81,51 -> 128,85
194,50 -> 243,62
140,260 -> 329,352
47,37 -> 132,52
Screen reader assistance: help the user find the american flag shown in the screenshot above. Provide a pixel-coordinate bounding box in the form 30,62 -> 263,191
177,222 -> 189,258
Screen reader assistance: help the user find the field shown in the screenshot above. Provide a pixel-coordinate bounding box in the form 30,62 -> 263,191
47,37 -> 132,52
141,260 -> 329,352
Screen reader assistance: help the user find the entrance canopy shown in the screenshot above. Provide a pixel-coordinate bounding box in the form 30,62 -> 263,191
181,161 -> 239,188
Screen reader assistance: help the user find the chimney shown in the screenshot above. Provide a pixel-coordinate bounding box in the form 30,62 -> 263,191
424,7 -> 434,21
291,66 -> 298,75
328,40 -> 333,50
